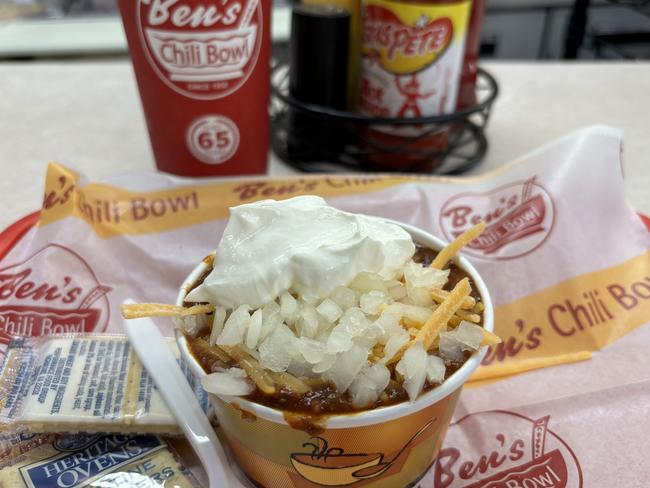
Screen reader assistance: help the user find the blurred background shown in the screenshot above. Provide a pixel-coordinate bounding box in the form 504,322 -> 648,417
1,0 -> 649,61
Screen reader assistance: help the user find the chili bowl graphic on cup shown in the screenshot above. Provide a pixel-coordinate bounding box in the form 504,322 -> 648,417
175,204 -> 494,488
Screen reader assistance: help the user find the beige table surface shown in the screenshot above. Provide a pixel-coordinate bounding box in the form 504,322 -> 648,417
0,60 -> 648,231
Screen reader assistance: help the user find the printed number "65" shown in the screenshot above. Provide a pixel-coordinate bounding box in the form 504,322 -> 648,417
198,131 -> 230,150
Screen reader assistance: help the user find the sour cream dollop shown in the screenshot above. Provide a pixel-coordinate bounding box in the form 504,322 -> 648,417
186,196 -> 415,309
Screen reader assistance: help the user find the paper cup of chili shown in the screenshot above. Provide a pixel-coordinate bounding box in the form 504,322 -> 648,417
174,198 -> 495,488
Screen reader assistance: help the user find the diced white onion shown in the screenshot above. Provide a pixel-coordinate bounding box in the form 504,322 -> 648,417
348,272 -> 387,293
280,291 -> 298,325
174,313 -> 210,338
216,305 -> 250,346
403,260 -> 449,289
316,298 -> 343,323
245,309 -> 263,349
325,344 -> 368,393
201,368 -> 254,396
209,307 -> 227,345
196,262 -> 479,404
329,286 -> 358,310
349,363 -> 390,408
381,329 -> 410,364
360,291 -> 389,315
258,324 -> 295,372
395,341 -> 428,401
426,355 -> 446,384
298,303 -> 320,339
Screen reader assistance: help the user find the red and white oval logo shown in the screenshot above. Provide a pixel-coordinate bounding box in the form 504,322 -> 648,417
439,177 -> 555,260
0,244 -> 111,337
433,411 -> 583,488
137,0 -> 263,100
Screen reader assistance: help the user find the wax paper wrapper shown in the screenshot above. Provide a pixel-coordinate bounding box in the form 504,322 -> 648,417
0,125 -> 649,486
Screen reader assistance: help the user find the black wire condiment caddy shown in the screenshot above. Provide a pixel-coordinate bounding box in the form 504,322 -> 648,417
271,65 -> 499,174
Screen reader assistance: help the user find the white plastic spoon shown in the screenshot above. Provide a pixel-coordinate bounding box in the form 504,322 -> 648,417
122,301 -> 233,488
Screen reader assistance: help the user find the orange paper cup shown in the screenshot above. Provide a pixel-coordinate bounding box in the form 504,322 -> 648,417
177,221 -> 494,488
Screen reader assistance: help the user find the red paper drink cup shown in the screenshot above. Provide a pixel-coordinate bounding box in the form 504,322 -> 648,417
118,0 -> 271,177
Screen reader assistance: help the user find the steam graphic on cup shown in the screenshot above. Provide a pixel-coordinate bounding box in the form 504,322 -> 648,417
290,418 -> 436,486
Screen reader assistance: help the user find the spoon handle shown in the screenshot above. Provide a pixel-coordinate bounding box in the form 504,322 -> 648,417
123,304 -> 233,488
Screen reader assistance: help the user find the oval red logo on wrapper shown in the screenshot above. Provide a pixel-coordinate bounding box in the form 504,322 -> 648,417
434,410 -> 583,488
439,177 -> 556,261
0,244 -> 111,337
137,0 -> 264,100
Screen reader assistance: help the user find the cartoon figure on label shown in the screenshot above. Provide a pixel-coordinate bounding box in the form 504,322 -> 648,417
396,74 -> 435,118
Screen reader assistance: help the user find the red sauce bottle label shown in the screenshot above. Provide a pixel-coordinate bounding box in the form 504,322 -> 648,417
360,0 -> 471,126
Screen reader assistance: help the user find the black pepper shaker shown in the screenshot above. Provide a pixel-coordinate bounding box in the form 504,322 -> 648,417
288,4 -> 350,160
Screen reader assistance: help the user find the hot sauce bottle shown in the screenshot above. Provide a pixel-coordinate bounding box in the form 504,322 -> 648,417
359,0 -> 472,171
457,0 -> 484,109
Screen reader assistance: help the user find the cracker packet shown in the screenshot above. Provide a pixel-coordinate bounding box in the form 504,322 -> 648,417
0,432 -> 199,487
0,334 -> 210,435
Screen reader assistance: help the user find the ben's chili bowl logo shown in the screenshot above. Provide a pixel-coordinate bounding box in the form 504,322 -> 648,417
439,177 -> 555,260
137,0 -> 263,99
362,6 -> 452,74
434,411 -> 583,488
0,244 -> 111,337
